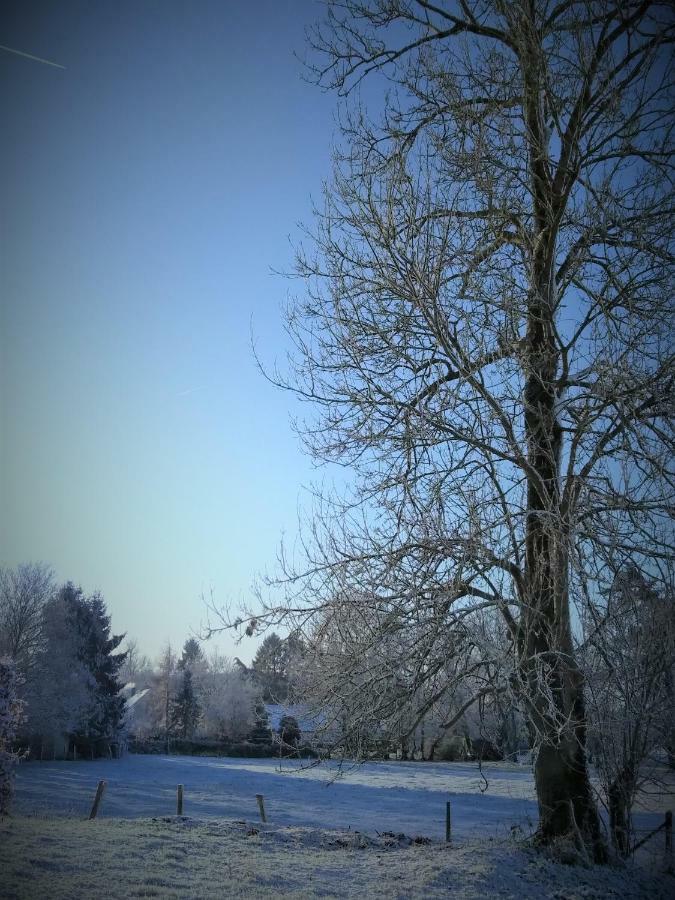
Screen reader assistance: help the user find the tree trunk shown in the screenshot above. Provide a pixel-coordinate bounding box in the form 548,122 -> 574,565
608,772 -> 632,858
521,232 -> 606,860
532,695 -> 606,861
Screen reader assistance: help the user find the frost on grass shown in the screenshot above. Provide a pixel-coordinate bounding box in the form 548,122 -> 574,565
1,816 -> 673,900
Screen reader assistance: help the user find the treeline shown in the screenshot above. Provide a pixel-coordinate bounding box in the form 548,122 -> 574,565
0,563 -> 309,770
123,633 -> 306,755
0,563 -> 126,759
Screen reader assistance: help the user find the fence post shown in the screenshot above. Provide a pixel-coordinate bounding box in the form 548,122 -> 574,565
256,794 -> 267,823
88,780 -> 106,820
446,801 -> 452,843
177,784 -> 184,816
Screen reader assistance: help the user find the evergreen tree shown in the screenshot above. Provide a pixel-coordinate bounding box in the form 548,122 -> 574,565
251,632 -> 305,702
61,584 -> 127,749
177,638 -> 204,671
24,592 -> 95,754
248,700 -> 272,745
171,669 -> 201,739
278,715 -> 300,749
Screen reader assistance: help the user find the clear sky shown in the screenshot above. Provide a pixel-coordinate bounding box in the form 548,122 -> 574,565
0,0 -> 338,663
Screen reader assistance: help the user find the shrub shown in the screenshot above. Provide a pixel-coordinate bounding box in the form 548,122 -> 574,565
278,715 -> 301,748
0,657 -> 24,815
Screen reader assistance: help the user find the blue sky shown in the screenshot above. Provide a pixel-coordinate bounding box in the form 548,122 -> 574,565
0,0 -> 340,662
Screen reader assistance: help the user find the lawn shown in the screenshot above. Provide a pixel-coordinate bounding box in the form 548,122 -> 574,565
3,754 -> 673,898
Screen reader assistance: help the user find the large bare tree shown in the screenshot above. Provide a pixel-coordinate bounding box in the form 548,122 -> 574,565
212,0 -> 674,861
0,563 -> 54,673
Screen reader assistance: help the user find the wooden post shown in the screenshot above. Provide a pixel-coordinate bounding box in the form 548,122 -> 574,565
256,794 -> 267,823
666,810 -> 672,861
88,780 -> 106,820
177,784 -> 184,816
445,801 -> 452,843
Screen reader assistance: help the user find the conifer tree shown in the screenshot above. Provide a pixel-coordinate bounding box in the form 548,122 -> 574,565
171,669 -> 201,739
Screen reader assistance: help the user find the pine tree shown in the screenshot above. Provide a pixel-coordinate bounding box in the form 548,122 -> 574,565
251,633 -> 305,702
177,638 -> 204,671
171,669 -> 201,739
248,701 -> 272,745
60,584 -> 127,751
279,715 -> 301,749
24,592 -> 95,755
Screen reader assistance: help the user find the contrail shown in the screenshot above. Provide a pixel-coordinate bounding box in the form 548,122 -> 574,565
176,387 -> 204,397
0,44 -> 66,69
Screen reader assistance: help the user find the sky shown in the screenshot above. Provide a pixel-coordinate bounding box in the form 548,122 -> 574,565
0,0 -> 341,663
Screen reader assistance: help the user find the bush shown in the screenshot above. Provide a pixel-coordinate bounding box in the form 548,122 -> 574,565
470,738 -> 502,762
127,737 -> 277,758
0,657 -> 24,815
433,734 -> 472,762
278,715 -> 301,748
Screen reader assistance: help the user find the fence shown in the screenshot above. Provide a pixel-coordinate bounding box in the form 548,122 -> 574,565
628,811 -> 672,864
84,780 -> 451,840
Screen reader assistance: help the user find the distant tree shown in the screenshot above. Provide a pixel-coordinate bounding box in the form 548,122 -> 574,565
278,715 -> 301,749
251,632 -> 306,702
178,638 -> 204,671
154,643 -> 178,752
199,663 -> 257,742
248,701 -> 273,745
23,592 -> 95,756
0,563 -> 54,673
64,586 -> 127,749
252,633 -> 286,701
171,669 -> 201,739
0,657 -> 24,815
119,638 -> 153,686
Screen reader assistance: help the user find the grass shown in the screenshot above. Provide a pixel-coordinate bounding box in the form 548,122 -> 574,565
2,813 -> 674,899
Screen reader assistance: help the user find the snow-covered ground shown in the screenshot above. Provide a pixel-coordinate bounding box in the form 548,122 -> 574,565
14,754 -> 540,839
6,754 -> 673,898
3,812 -> 674,899
13,753 -> 668,843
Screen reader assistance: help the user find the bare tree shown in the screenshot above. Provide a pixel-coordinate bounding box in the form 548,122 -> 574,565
119,638 -> 153,686
582,566 -> 674,857
208,0 -> 674,860
153,643 -> 177,754
0,563 -> 54,672
199,663 -> 257,742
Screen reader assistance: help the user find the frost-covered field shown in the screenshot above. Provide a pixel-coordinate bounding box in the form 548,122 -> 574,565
12,754 -> 541,838
3,754 -> 673,898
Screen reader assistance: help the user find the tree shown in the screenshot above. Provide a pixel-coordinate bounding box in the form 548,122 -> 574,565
154,643 -> 177,752
236,0 -> 673,861
178,638 -> 204,671
251,632 -> 305,702
68,587 -> 127,748
199,663 -> 257,742
0,563 -> 54,673
279,715 -> 301,749
248,701 -> 273,745
582,566 -> 674,856
23,591 -> 95,756
119,638 -> 153,686
0,657 -> 24,815
22,585 -> 127,755
171,669 -> 201,739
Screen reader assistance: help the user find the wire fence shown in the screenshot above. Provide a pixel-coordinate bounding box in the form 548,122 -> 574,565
628,811 -> 672,863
